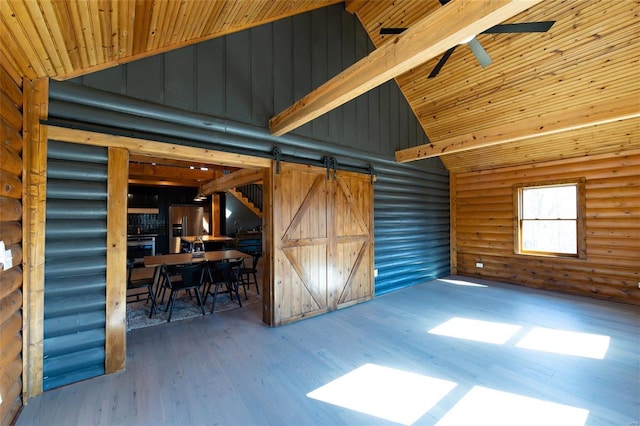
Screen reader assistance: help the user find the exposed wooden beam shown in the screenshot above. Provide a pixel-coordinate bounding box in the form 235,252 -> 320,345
129,153 -> 238,172
344,0 -> 367,14
396,95 -> 640,162
269,0 -> 542,136
45,126 -> 270,169
128,163 -> 217,182
201,168 -> 265,195
127,178 -> 202,188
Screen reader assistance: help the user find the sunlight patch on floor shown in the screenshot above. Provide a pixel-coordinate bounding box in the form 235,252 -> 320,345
306,363 -> 457,425
436,386 -> 589,426
438,278 -> 488,287
516,327 -> 610,359
429,317 -> 522,344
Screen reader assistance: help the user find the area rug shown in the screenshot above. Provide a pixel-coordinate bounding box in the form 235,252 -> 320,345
126,288 -> 261,331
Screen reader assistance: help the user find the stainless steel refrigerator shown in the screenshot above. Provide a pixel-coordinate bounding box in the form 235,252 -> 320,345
169,205 -> 205,253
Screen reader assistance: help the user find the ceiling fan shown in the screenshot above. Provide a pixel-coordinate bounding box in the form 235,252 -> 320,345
380,0 -> 555,78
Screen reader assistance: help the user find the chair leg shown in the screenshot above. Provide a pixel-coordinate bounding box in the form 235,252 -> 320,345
165,292 -> 171,312
195,288 -> 206,316
147,284 -> 157,319
159,285 -> 168,305
153,266 -> 164,301
234,281 -> 243,307
167,290 -> 178,322
210,284 -> 220,313
202,282 -> 210,306
252,271 -> 260,294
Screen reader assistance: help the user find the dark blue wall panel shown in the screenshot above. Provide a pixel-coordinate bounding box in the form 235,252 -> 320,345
43,141 -> 107,390
62,3 -> 450,295
71,4 -> 436,158
165,46 -> 195,111
195,38 -> 225,116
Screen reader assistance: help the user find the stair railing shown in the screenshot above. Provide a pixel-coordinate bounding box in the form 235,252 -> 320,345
236,184 -> 263,212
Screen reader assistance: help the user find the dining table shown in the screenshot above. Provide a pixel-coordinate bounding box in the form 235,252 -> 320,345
142,249 -> 253,313
179,235 -> 236,252
143,249 -> 251,268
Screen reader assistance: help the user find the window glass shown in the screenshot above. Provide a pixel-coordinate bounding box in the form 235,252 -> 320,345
519,183 -> 579,255
522,185 -> 576,219
521,220 -> 577,254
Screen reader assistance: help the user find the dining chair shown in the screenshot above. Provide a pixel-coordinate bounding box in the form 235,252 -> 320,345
160,263 -> 207,322
126,259 -> 157,318
203,259 -> 243,313
238,251 -> 261,299
156,262 -> 194,305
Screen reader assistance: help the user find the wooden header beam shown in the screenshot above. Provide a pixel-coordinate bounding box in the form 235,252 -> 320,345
269,0 -> 542,136
201,168 -> 265,195
45,126 -> 270,169
395,95 -> 640,162
128,163 -> 217,181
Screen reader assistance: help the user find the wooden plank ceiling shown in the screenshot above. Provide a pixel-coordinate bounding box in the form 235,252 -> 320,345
127,154 -> 237,188
1,0 -> 638,173
0,0 -> 341,81
350,0 -> 640,172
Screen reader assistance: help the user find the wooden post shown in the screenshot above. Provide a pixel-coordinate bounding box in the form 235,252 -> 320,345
262,166 -> 273,325
105,147 -> 128,373
22,77 -> 48,399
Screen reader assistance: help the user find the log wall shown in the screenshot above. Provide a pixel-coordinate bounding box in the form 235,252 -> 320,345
453,150 -> 640,305
0,64 -> 23,425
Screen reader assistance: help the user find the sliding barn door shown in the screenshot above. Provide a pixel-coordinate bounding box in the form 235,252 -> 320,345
271,163 -> 373,326
332,170 -> 374,310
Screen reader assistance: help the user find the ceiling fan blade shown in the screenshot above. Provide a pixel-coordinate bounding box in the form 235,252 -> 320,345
428,46 -> 457,79
380,28 -> 407,35
467,38 -> 492,68
482,21 -> 555,34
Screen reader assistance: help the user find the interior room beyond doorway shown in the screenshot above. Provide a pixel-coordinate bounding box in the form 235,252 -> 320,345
126,153 -> 266,329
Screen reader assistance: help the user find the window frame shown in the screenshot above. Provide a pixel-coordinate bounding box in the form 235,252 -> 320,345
513,178 -> 586,258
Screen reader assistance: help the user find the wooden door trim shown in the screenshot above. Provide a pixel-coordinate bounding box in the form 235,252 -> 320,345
22,77 -> 49,399
105,147 -> 128,373
45,126 -> 271,169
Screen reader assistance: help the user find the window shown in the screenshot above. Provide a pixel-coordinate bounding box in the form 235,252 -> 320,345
515,180 -> 585,257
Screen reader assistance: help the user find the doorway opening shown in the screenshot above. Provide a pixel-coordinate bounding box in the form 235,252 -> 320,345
124,152 -> 268,330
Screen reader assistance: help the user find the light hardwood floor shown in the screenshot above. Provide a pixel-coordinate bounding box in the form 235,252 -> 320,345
17,276 -> 639,425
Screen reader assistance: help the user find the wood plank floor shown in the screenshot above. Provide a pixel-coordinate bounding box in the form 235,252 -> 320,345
17,276 -> 639,425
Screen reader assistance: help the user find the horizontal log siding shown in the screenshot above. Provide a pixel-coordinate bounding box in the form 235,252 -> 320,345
454,150 -> 639,305
0,64 -> 23,425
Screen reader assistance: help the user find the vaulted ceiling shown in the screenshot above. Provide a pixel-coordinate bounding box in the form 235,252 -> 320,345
2,0 -> 638,173
353,0 -> 639,172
